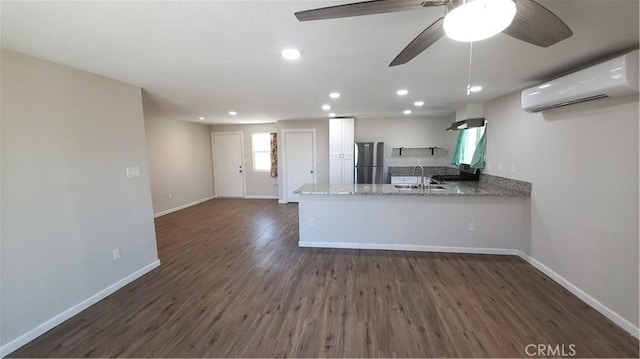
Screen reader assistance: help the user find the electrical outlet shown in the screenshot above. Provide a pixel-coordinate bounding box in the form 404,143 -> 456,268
113,248 -> 121,260
168,193 -> 172,199
511,165 -> 517,174
487,162 -> 491,170
468,222 -> 475,232
497,163 -> 503,172
308,218 -> 315,226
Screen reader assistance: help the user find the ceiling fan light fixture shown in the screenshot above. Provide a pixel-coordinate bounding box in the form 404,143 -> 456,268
443,0 -> 516,43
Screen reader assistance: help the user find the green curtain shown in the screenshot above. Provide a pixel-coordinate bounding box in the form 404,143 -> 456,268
450,130 -> 468,166
470,129 -> 487,169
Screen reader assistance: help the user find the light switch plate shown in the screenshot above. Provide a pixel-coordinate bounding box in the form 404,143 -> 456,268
126,166 -> 141,178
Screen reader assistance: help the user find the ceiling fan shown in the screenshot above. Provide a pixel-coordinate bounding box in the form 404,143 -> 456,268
294,0 -> 572,67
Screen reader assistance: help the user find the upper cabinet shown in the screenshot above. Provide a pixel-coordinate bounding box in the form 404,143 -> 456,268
329,118 -> 355,185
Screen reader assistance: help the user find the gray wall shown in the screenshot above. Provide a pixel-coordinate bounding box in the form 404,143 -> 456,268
355,116 -> 457,180
481,92 -> 639,328
210,123 -> 278,198
145,116 -> 215,214
277,119 -> 330,201
1,50 -> 159,347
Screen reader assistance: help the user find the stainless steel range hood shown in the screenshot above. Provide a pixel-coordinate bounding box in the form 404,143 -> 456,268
446,117 -> 485,131
446,104 -> 486,131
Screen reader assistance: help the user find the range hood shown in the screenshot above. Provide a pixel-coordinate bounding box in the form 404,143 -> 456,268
446,103 -> 486,131
446,117 -> 485,131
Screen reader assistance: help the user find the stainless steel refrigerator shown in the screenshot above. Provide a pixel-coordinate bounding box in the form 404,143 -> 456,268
354,142 -> 384,184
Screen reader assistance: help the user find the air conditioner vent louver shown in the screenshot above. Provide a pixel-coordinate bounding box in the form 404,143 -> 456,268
528,94 -> 610,112
522,50 -> 638,113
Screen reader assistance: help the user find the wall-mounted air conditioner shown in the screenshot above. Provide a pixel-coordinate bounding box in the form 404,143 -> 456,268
521,49 -> 639,113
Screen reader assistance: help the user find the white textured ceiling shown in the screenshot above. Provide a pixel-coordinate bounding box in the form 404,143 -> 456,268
1,0 -> 638,124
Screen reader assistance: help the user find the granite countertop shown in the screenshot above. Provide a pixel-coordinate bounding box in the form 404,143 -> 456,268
294,181 -> 530,198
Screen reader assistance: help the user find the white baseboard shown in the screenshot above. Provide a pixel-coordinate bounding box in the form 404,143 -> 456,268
278,199 -> 287,204
0,260 -> 161,357
153,196 -> 215,218
516,251 -> 639,338
298,241 -> 518,256
244,195 -> 279,199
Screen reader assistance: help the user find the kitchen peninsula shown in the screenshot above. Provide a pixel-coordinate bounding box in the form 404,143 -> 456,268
295,176 -> 531,254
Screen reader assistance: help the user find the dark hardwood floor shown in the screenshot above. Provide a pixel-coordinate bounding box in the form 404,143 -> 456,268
11,198 -> 639,357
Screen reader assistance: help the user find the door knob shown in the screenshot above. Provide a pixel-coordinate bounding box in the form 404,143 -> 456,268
310,170 -> 314,174
239,170 -> 243,173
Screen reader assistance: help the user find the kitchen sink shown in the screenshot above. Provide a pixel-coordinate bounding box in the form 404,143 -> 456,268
394,184 -> 420,190
394,184 -> 447,190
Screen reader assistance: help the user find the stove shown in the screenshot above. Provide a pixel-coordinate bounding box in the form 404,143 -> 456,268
432,164 -> 480,182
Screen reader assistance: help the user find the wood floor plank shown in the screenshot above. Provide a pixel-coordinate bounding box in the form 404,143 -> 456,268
9,198 -> 639,358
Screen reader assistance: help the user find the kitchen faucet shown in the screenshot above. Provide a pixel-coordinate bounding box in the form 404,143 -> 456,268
413,165 -> 425,189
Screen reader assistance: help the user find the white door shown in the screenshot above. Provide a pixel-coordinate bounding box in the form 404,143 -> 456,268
284,131 -> 315,203
212,133 -> 245,197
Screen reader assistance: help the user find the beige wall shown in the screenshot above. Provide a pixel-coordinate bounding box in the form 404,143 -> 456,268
210,123 -> 278,198
481,92 -> 639,328
277,119 -> 330,201
1,50 -> 159,349
145,116 -> 215,214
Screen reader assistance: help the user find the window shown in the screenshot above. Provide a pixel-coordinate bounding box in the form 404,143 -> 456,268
252,133 -> 271,172
451,126 -> 487,167
462,126 -> 485,164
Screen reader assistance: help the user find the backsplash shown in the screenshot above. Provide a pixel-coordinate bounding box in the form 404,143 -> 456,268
388,166 -> 459,176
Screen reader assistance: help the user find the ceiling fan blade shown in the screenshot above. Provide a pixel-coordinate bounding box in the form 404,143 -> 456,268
502,0 -> 572,47
295,0 -> 447,21
389,17 -> 445,67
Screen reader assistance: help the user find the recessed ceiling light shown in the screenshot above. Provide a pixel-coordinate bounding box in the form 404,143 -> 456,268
322,104 -> 331,111
469,85 -> 483,92
403,110 -> 412,115
329,113 -> 336,118
198,117 -> 205,120
281,48 -> 301,60
414,101 -> 424,107
329,92 -> 340,99
229,111 -> 237,116
397,89 -> 409,96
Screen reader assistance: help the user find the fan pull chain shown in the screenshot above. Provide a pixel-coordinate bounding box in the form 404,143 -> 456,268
466,42 -> 473,95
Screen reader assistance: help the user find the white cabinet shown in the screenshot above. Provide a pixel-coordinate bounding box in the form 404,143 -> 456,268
329,118 -> 355,185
